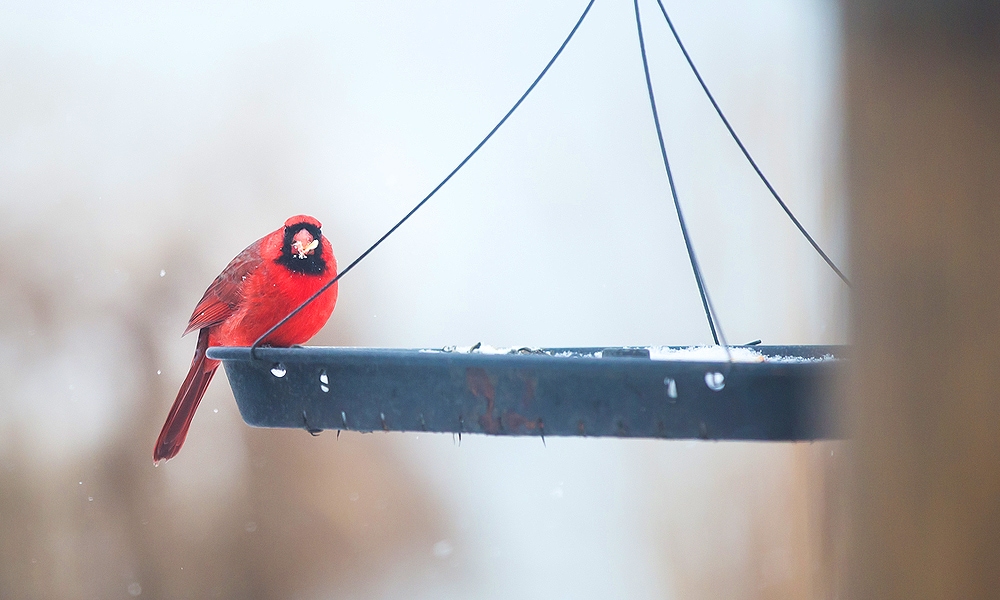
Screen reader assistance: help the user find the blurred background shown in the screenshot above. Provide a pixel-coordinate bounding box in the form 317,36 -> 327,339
0,0 -> 848,598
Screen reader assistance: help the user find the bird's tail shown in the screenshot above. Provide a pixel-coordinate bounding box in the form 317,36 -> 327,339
153,328 -> 220,464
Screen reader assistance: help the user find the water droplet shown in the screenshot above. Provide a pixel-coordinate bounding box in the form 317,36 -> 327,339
128,582 -> 142,596
433,540 -> 454,558
159,269 -> 166,277
320,384 -> 329,393
156,370 -> 161,375
245,521 -> 257,533
319,370 -> 329,385
663,377 -> 678,399
704,372 -> 725,391
88,497 -> 93,502
270,363 -> 286,377
213,408 -> 219,413
78,481 -> 82,485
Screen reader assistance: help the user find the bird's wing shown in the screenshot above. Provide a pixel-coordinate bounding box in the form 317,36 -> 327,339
183,239 -> 265,335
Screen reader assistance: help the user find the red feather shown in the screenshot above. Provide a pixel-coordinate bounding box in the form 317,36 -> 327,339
154,328 -> 220,462
154,215 -> 338,463
183,239 -> 264,335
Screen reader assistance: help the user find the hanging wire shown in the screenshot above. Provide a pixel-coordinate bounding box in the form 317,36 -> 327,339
653,0 -> 851,287
633,0 -> 729,355
251,0 -> 597,354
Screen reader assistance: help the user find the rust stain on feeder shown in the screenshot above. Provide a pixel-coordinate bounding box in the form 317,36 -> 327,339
466,367 -> 500,434
467,367 -> 542,435
502,371 -> 539,433
501,411 -> 539,433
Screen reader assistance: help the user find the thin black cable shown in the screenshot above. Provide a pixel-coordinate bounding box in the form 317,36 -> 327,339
633,0 -> 729,355
653,0 -> 850,287
251,0 -> 597,354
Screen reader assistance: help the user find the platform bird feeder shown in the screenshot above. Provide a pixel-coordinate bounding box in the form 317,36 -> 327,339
210,345 -> 843,441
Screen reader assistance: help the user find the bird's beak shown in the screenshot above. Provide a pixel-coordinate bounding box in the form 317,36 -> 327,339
292,238 -> 320,259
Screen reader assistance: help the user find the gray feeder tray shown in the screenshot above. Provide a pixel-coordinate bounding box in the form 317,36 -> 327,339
207,345 -> 843,441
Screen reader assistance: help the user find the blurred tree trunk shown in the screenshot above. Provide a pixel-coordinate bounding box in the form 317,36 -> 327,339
843,0 -> 1000,597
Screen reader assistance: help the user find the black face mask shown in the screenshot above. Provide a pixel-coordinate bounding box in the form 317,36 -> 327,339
276,222 -> 327,275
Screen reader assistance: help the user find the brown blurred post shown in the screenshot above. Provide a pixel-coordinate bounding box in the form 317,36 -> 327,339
843,0 -> 1000,597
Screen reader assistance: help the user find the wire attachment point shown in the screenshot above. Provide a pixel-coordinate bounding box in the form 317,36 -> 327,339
633,0 -> 730,359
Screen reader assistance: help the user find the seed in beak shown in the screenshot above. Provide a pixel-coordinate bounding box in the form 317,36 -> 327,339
293,238 -> 319,259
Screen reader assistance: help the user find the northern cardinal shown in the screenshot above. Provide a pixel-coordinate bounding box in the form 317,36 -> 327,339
154,215 -> 338,463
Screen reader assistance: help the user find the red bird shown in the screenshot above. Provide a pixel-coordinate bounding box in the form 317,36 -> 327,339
154,215 -> 338,464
